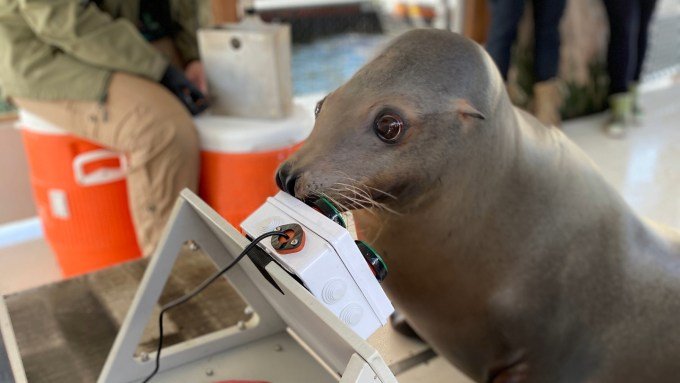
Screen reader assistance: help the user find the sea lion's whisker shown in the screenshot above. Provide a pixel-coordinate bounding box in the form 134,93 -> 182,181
335,183 -> 374,204
368,223 -> 385,245
322,192 -> 344,210
328,186 -> 374,213
345,193 -> 374,212
340,188 -> 383,217
336,174 -> 398,201
365,185 -> 397,200
344,185 -> 399,215
321,191 -> 352,214
372,200 -> 402,216
339,183 -> 381,206
342,186 -> 383,213
339,185 -> 401,216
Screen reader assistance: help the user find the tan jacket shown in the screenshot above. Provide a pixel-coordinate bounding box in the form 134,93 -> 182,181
0,0 -> 200,101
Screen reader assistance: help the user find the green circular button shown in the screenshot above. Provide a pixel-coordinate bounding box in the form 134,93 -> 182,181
355,240 -> 387,282
311,197 -> 346,228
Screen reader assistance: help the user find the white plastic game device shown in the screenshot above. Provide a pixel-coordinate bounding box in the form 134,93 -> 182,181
241,191 -> 395,339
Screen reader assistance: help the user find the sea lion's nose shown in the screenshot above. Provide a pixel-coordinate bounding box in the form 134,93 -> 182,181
276,163 -> 298,196
275,166 -> 288,192
285,176 -> 298,196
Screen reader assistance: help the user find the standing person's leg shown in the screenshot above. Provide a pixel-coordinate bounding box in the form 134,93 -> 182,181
629,0 -> 659,118
531,0 -> 567,126
485,0 -> 526,80
633,0 -> 658,82
602,0 -> 638,137
532,0 -> 566,82
13,73 -> 199,256
602,0 -> 638,95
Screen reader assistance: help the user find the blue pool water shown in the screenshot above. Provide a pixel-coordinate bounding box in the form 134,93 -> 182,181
292,33 -> 390,95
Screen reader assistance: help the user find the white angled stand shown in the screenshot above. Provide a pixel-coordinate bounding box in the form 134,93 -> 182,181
94,189 -> 397,383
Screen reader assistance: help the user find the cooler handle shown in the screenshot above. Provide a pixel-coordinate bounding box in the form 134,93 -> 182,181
73,149 -> 127,186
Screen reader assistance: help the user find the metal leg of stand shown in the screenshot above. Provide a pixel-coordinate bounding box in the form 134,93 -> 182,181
0,298 -> 26,383
98,192 -> 287,383
340,353 -> 388,383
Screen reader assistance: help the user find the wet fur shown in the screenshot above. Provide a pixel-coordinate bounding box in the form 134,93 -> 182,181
279,30 -> 680,382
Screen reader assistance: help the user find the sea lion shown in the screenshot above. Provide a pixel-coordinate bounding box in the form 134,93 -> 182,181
275,29 -> 680,383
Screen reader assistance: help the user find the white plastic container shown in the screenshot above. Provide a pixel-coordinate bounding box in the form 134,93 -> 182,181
193,102 -> 313,225
198,17 -> 293,119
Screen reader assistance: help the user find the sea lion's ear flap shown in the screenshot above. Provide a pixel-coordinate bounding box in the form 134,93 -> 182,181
454,99 -> 486,121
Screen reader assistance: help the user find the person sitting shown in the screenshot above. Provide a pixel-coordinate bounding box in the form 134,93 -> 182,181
0,0 -> 210,255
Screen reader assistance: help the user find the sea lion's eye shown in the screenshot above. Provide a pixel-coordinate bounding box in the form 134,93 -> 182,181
314,98 -> 325,118
374,114 -> 404,143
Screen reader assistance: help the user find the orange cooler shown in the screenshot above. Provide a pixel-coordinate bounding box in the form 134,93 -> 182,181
18,111 -> 141,277
196,103 -> 313,226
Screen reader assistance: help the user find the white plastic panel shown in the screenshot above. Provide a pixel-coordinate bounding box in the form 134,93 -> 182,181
241,192 -> 394,339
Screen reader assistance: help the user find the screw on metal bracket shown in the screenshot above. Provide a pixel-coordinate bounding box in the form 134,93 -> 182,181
244,306 -> 254,317
186,240 -> 199,251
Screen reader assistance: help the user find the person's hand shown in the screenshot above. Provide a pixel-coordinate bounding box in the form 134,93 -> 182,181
160,64 -> 209,116
184,60 -> 208,94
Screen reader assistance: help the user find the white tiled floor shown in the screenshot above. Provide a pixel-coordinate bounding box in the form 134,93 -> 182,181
0,82 -> 678,382
0,239 -> 60,294
562,82 -> 680,229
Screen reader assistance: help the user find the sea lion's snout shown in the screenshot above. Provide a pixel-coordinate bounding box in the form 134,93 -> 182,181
275,160 -> 327,202
275,162 -> 298,196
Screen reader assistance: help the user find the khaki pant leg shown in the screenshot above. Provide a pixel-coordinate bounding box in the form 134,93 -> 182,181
13,72 -> 200,256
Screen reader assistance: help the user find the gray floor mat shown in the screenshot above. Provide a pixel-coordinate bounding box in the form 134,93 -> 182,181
3,245 -> 247,383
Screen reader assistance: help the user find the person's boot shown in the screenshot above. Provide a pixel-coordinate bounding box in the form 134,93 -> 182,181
533,79 -> 563,127
630,82 -> 643,126
506,81 -> 528,106
604,92 -> 633,139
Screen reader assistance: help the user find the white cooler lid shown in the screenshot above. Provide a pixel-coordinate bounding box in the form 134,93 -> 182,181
194,102 -> 314,153
16,109 -> 67,135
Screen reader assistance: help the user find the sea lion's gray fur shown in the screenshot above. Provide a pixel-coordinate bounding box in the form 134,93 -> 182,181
276,29 -> 680,383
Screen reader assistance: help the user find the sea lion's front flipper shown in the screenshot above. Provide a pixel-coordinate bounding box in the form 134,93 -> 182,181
490,362 -> 529,383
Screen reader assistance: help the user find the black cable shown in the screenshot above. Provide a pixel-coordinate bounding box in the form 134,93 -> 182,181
142,230 -> 289,383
